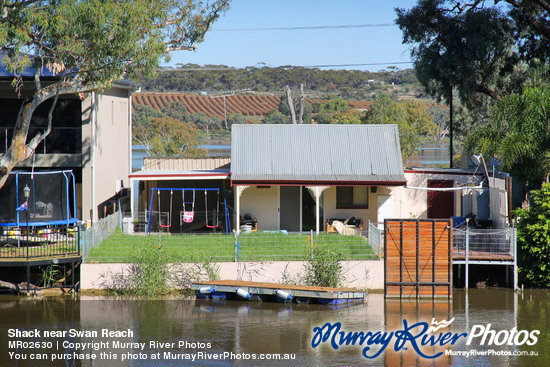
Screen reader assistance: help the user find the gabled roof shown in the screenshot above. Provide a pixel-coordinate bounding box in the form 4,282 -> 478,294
230,124 -> 406,186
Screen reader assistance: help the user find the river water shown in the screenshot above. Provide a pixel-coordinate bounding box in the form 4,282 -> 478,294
0,288 -> 548,366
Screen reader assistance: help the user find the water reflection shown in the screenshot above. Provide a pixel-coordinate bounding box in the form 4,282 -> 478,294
0,289 -> 548,366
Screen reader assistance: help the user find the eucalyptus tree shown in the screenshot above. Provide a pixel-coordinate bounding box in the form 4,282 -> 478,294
0,0 -> 230,189
396,0 -> 521,106
466,84 -> 550,201
362,93 -> 438,161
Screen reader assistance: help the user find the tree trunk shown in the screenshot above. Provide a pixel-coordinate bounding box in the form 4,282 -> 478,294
298,83 -> 305,124
0,100 -> 40,188
286,85 -> 297,124
0,78 -> 94,190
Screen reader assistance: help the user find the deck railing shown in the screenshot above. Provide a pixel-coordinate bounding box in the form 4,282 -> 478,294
453,227 -> 516,258
0,225 -> 80,260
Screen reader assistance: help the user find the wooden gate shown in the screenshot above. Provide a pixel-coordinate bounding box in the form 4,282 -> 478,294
384,219 -> 452,298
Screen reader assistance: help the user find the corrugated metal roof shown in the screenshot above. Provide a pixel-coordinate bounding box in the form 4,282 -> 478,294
231,124 -> 406,185
143,157 -> 230,171
129,169 -> 229,180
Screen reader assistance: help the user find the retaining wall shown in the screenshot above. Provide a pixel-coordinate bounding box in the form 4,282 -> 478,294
80,260 -> 384,290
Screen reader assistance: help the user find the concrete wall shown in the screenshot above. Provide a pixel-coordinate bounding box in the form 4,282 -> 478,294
81,260 -> 384,290
81,89 -> 131,221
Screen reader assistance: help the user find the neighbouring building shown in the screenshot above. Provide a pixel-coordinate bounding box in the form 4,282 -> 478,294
0,75 -> 137,222
230,124 -> 407,234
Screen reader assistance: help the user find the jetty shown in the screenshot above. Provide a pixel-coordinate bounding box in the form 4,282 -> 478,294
191,280 -> 365,305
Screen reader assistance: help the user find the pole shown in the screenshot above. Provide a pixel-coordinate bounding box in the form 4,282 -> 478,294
465,221 -> 469,291
310,229 -> 314,260
234,231 -> 238,262
449,88 -> 453,168
26,210 -> 29,259
315,193 -> 320,235
513,228 -> 518,291
24,184 -> 30,258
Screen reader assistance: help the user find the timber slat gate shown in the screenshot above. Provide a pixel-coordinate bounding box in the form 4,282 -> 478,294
384,219 -> 452,298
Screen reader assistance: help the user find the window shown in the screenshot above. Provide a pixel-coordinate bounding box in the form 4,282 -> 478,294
336,186 -> 369,209
0,99 -> 82,154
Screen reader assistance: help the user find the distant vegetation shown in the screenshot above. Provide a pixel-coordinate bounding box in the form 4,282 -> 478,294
137,65 -> 425,101
133,65 -> 450,160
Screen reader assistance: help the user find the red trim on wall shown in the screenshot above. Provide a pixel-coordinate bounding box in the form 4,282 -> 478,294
129,173 -> 229,179
231,180 -> 406,187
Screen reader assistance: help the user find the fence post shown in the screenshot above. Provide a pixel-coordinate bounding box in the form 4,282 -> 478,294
78,223 -> 82,256
378,225 -> 382,260
465,223 -> 470,290
234,231 -> 238,262
513,227 -> 518,291
367,220 -> 371,256
310,229 -> 314,259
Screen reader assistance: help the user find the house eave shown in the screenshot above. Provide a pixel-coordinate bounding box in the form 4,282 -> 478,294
230,179 -> 407,187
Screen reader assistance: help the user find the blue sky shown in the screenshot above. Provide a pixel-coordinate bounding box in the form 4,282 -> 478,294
166,1 -> 419,72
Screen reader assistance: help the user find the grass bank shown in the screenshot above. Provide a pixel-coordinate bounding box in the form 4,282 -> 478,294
86,232 -> 376,263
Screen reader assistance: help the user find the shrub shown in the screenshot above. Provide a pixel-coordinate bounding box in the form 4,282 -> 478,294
126,245 -> 171,296
515,183 -> 550,287
303,247 -> 345,288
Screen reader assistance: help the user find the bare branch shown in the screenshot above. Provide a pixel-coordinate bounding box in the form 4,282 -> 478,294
298,83 -> 304,125
26,76 -> 64,152
286,85 -> 297,124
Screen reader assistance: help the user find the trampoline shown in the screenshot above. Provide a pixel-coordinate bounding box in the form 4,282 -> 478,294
0,170 -> 78,227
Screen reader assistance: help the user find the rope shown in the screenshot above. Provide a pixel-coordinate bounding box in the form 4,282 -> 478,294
204,190 -> 220,228
406,183 -> 483,192
158,190 -> 173,229
182,189 -> 195,224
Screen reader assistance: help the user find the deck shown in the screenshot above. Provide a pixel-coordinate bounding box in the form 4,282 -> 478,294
0,226 -> 81,265
191,280 -> 365,305
0,226 -> 81,293
453,250 -> 515,264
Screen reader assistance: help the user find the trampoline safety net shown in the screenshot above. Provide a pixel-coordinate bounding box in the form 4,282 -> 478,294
0,170 -> 77,226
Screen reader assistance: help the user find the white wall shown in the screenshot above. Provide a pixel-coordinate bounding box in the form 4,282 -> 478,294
240,186 -> 279,230
81,260 -> 385,290
489,176 -> 509,228
324,186 -> 393,226
391,171 -> 484,219
240,185 -> 400,232
82,89 -> 131,221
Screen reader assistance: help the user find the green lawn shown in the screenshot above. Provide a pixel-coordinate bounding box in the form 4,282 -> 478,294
85,232 -> 376,263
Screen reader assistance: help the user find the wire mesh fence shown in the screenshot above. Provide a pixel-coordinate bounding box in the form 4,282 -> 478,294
453,227 -> 516,257
367,221 -> 383,259
81,211 -> 122,261
85,230 -> 379,263
128,210 -> 230,234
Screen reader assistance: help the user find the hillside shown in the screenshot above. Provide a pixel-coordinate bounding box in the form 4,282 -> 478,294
133,92 -> 372,120
133,66 -> 447,151
136,65 -> 425,101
